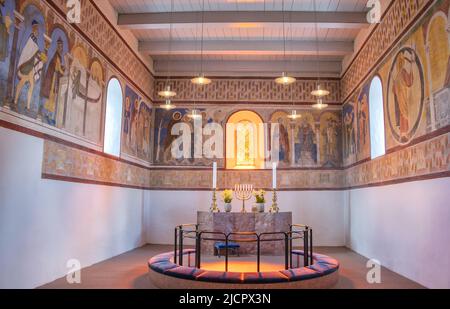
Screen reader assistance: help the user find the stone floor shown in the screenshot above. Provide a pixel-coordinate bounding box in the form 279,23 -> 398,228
39,245 -> 424,289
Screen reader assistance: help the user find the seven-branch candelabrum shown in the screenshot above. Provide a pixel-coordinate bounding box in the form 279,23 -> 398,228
269,189 -> 280,213
210,188 -> 219,213
234,184 -> 253,213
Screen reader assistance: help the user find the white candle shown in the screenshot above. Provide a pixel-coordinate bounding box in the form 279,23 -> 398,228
272,162 -> 277,189
212,162 -> 217,189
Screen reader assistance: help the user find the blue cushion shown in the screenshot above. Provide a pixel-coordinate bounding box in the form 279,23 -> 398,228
308,262 -> 338,275
280,268 -> 321,281
149,260 -> 178,274
214,242 -> 240,249
165,266 -> 205,280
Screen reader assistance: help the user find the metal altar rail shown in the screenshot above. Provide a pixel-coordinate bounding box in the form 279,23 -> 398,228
173,223 -> 313,272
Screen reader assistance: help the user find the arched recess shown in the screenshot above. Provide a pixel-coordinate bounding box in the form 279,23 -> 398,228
104,78 -> 123,157
226,110 -> 265,169
369,76 -> 386,159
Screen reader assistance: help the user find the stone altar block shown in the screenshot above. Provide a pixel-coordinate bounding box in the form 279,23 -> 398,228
197,212 -> 292,256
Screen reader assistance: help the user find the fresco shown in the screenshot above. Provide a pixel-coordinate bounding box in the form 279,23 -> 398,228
40,26 -> 69,127
154,107 -> 203,166
379,1 -> 449,149
0,0 -> 14,104
122,85 -> 152,161
320,112 -> 341,167
356,84 -> 370,161
386,47 -> 425,144
153,106 -> 342,168
0,1 -> 106,145
293,112 -> 318,167
269,111 -> 290,167
342,100 -> 357,166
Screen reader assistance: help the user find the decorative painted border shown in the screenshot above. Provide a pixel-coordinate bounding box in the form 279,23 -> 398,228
341,0 -> 434,102
154,78 -> 341,104
39,128 -> 449,191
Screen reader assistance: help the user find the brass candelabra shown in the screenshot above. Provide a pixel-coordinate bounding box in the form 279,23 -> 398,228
210,188 -> 220,213
234,184 -> 253,213
269,189 -> 279,213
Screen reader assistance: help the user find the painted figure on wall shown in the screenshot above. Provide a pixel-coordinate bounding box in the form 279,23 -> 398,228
295,114 -> 317,166
123,96 -> 131,139
277,117 -> 290,164
0,0 -> 14,103
445,8 -> 450,87
40,30 -> 68,125
121,85 -> 152,161
356,84 -> 370,160
343,103 -> 356,161
14,14 -> 46,112
270,111 -> 290,166
63,45 -> 104,142
392,51 -> 415,138
84,59 -> 103,142
130,98 -> 139,150
386,47 -> 424,144
122,85 -> 140,154
0,0 -> 12,61
320,112 -> 341,167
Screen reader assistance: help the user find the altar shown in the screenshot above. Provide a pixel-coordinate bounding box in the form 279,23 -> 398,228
197,211 -> 292,256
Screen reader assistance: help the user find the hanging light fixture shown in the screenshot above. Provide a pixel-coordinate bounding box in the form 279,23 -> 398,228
160,99 -> 176,110
275,0 -> 296,85
311,0 -> 330,106
159,0 -> 176,109
312,97 -> 328,110
158,85 -> 176,98
191,0 -> 211,85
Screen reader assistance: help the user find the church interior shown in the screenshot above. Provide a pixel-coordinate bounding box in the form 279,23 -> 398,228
0,0 -> 449,290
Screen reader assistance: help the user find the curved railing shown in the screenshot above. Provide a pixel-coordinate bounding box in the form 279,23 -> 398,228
174,223 -> 313,272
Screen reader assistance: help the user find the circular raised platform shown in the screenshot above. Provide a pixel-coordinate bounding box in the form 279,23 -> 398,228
148,250 -> 339,289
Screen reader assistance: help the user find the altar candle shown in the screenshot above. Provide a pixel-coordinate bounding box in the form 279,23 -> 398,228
212,162 -> 217,189
272,162 -> 277,189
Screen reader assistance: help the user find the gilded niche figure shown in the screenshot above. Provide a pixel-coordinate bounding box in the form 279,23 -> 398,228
393,51 -> 414,139
41,38 -> 65,123
236,121 -> 255,167
15,20 -> 47,109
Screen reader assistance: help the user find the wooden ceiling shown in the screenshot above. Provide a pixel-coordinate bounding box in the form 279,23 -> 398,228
108,0 -> 372,77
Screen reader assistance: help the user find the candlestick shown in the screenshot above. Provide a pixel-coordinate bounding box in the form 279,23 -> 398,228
269,189 -> 279,213
210,188 -> 219,213
212,162 -> 217,189
272,162 -> 277,189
